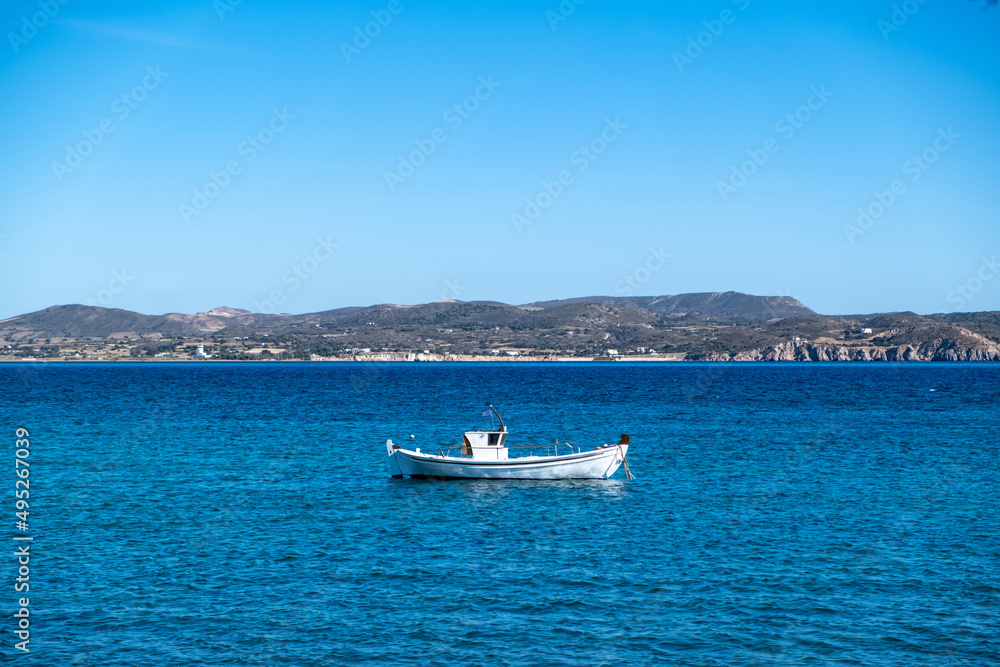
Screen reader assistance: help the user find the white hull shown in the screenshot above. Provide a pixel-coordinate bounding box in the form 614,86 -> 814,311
388,444 -> 628,480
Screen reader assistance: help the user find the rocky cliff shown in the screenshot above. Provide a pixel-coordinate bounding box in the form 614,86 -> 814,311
693,337 -> 1000,362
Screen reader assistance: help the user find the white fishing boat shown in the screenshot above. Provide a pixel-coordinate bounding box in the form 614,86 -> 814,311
386,406 -> 633,480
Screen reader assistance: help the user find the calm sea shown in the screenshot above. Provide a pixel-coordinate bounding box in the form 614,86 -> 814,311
2,362 -> 998,665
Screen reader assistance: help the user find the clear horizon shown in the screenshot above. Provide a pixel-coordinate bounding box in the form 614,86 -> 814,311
2,1 -> 998,320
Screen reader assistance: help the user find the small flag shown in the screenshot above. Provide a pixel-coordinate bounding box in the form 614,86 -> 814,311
481,410 -> 490,416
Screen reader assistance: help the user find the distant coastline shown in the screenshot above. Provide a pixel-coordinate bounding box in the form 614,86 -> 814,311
0,354 -> 685,363
2,354 -> 997,364
3,294 -> 999,363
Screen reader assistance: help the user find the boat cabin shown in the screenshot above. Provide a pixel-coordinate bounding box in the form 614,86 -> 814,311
462,429 -> 508,461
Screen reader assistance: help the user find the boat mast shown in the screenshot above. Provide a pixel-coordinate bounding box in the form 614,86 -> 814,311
488,404 -> 506,432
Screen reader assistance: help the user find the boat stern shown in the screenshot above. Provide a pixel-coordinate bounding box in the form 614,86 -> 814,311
598,434 -> 631,479
617,433 -> 629,458
386,439 -> 403,478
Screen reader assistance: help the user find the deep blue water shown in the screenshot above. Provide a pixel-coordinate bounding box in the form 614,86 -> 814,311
1,362 -> 998,665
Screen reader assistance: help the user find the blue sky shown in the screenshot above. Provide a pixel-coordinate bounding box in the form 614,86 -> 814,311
1,0 -> 997,318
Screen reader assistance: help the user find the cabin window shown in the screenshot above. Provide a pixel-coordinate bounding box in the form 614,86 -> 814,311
488,433 -> 500,446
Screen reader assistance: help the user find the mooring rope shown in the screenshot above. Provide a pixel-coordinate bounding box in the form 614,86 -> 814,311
617,444 -> 636,481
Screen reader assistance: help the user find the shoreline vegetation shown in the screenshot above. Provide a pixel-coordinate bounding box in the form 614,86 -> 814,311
3,293 -> 999,362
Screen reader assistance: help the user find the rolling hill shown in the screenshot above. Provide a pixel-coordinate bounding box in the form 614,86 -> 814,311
1,293 -> 998,361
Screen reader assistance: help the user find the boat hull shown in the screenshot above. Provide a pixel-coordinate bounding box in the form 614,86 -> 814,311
388,445 -> 628,480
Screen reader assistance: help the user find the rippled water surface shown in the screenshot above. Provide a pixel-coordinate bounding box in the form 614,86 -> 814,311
2,362 -> 998,665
